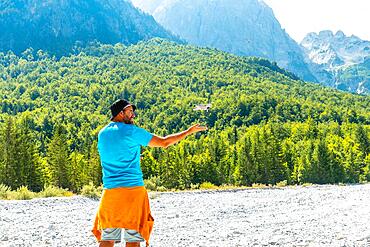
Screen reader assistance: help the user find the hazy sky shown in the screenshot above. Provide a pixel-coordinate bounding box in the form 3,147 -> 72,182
263,0 -> 370,43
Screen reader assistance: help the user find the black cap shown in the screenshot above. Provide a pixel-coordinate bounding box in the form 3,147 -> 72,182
110,99 -> 136,120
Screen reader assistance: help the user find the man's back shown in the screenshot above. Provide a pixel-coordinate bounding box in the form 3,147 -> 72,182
98,122 -> 152,189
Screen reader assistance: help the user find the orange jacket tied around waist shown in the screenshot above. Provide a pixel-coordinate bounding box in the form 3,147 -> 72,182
92,186 -> 154,246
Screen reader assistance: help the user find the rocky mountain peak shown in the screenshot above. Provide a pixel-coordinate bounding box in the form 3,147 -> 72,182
335,30 -> 345,39
301,30 -> 370,94
301,30 -> 370,66
318,30 -> 334,39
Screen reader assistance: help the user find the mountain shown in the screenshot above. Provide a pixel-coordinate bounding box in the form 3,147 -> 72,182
131,0 -> 317,82
0,0 -> 179,57
301,30 -> 370,94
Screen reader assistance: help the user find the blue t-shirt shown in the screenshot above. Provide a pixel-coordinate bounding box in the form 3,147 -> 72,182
97,122 -> 153,189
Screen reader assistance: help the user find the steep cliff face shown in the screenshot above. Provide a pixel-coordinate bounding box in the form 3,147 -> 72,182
301,31 -> 370,94
131,0 -> 316,82
0,0 -> 179,56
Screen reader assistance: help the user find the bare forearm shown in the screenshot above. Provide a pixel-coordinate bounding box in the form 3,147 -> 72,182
162,128 -> 193,147
148,124 -> 207,148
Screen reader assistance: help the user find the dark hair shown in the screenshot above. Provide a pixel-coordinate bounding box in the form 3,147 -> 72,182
110,99 -> 136,120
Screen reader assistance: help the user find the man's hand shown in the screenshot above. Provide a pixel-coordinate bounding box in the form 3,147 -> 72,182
188,124 -> 208,134
148,123 -> 208,148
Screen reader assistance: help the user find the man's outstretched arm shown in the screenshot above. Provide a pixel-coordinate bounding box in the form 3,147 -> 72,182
148,124 -> 207,148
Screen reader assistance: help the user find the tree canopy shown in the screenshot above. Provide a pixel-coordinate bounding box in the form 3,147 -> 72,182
0,39 -> 369,191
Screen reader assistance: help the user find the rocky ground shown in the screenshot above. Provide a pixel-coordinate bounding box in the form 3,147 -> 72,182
1,184 -> 370,247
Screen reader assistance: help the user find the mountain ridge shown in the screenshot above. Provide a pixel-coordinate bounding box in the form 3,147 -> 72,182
0,0 -> 180,57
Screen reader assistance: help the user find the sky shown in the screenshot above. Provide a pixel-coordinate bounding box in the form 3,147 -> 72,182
263,0 -> 370,43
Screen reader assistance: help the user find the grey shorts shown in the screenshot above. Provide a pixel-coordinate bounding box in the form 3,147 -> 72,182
101,228 -> 145,243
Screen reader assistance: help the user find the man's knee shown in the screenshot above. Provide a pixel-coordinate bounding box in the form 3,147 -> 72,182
126,242 -> 140,247
99,240 -> 115,247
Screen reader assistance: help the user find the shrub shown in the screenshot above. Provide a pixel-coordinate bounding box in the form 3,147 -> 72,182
199,182 -> 217,190
144,176 -> 164,191
252,183 -> 270,188
0,184 -> 11,200
80,182 -> 102,199
38,185 -> 73,198
302,183 -> 313,187
190,183 -> 200,190
8,186 -> 36,200
275,180 -> 288,187
218,184 -> 243,190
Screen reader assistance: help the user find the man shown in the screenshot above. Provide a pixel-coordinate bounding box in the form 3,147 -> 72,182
92,99 -> 207,247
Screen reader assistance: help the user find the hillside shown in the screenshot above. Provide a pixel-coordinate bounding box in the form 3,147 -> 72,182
0,39 -> 369,191
1,39 -> 369,126
0,0 -> 179,56
337,58 -> 370,94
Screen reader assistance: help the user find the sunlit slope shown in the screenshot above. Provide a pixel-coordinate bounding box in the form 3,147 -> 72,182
0,39 -> 369,133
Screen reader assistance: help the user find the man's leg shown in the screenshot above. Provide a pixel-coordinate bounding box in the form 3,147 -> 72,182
99,240 -> 114,247
126,242 -> 140,247
124,229 -> 144,247
100,228 -> 121,246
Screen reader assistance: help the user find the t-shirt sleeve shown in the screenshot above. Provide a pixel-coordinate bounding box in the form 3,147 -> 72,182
133,126 -> 153,146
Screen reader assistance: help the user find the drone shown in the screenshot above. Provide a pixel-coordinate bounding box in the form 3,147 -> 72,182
193,103 -> 212,111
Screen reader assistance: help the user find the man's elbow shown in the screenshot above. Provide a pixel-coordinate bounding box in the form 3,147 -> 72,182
150,137 -> 171,148
162,139 -> 171,148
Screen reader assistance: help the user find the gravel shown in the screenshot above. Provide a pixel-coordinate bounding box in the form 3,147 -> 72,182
1,184 -> 370,247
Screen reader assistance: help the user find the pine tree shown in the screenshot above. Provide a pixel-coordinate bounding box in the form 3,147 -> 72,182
326,134 -> 346,183
209,132 -> 226,185
280,138 -> 294,183
238,135 -> 258,185
141,149 -> 158,179
299,140 -> 315,183
305,117 -> 318,139
258,126 -> 278,184
88,141 -> 102,186
363,154 -> 370,182
175,141 -> 192,188
228,126 -> 239,184
15,116 -> 43,191
354,125 -> 369,174
0,117 -> 17,188
159,149 -> 180,188
342,136 -> 363,183
47,125 -> 70,188
266,124 -> 288,184
312,139 -> 331,184
69,151 -> 88,192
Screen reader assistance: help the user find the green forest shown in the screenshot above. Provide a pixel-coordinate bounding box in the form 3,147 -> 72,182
0,39 -> 369,192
